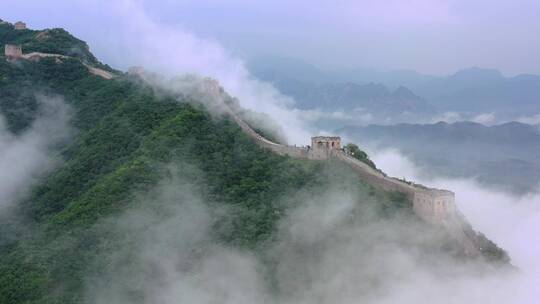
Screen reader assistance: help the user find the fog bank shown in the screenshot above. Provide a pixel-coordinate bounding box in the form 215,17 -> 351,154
85,0 -> 312,144
0,95 -> 72,210
372,149 -> 540,303
85,163 -> 517,304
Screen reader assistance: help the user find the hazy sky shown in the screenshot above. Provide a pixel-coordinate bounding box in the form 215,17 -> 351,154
3,0 -> 540,75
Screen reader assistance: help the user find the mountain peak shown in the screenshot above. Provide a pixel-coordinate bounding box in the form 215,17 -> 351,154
392,85 -> 420,99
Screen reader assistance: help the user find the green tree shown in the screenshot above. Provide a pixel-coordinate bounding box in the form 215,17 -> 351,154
343,143 -> 377,169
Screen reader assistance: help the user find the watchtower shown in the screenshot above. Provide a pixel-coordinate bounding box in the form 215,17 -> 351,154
5,44 -> 22,60
14,21 -> 26,30
128,66 -> 144,76
311,136 -> 341,150
201,77 -> 222,99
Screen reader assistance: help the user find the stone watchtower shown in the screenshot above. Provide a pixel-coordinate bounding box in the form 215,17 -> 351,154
201,77 -> 223,99
311,136 -> 341,150
5,44 -> 22,60
309,136 -> 342,159
14,21 -> 26,30
127,66 -> 144,76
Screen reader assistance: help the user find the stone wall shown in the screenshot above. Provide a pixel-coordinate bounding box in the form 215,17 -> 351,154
149,76 -> 482,255
413,189 -> 455,225
179,77 -> 481,254
333,150 -> 416,195
22,52 -> 67,62
3,47 -> 115,80
128,66 -> 145,76
201,78 -> 223,100
5,44 -> 22,59
224,99 -> 461,227
312,136 -> 341,150
14,21 -> 26,30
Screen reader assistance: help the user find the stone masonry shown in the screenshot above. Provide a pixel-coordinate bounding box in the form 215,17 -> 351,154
4,44 -> 22,60
14,21 -> 26,30
3,43 -> 115,80
311,136 -> 341,150
208,77 -> 481,256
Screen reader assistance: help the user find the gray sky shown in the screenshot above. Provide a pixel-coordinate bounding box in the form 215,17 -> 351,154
3,0 -> 540,76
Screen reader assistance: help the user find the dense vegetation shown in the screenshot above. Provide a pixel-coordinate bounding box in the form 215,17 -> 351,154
0,26 -> 417,303
0,22 -> 507,303
343,143 -> 378,170
0,20 -> 111,70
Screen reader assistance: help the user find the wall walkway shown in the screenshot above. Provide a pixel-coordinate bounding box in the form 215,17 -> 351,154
224,102 -> 481,256
4,46 -> 115,80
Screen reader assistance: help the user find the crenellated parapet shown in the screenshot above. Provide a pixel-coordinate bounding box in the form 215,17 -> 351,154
201,77 -> 223,100
3,45 -> 114,79
4,44 -> 22,60
413,189 -> 456,225
195,78 -> 475,244
14,21 -> 27,30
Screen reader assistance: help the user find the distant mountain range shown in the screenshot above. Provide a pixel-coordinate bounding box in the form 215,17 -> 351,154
339,121 -> 540,195
259,76 -> 432,114
414,67 -> 540,115
0,21 -> 508,301
248,56 -> 436,88
250,57 -> 540,122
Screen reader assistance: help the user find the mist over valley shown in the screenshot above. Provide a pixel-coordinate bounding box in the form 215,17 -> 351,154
1,1 -> 540,303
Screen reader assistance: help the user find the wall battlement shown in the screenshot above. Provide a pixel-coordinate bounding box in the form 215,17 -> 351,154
226,103 -> 482,255
230,101 -> 458,220
14,21 -> 27,30
3,45 -> 115,79
216,83 -> 464,232
4,44 -> 22,60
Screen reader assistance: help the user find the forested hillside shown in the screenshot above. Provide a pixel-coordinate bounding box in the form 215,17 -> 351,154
0,20 -> 110,70
0,22 -> 507,304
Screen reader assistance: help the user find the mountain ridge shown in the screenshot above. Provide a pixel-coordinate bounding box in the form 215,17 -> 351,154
0,21 -> 509,304
250,56 -> 540,120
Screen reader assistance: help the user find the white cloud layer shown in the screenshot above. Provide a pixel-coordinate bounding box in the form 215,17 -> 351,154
82,0 -> 313,144
372,149 -> 540,303
517,114 -> 540,125
0,95 -> 72,210
472,112 -> 496,125
4,2 -> 538,302
84,160 -> 533,304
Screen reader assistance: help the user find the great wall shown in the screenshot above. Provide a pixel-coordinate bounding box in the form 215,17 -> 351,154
4,43 -> 115,80
3,43 -> 115,80
201,77 -> 483,256
1,20 -> 484,256
3,19 -> 114,80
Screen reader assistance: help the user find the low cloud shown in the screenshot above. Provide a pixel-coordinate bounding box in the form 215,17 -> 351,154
84,168 -> 270,304
371,149 -> 540,303
430,111 -> 463,124
82,0 -> 314,144
0,95 -> 72,210
472,112 -> 496,125
84,161 -> 520,304
429,111 -> 500,126
6,2 -> 536,302
517,113 -> 540,125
